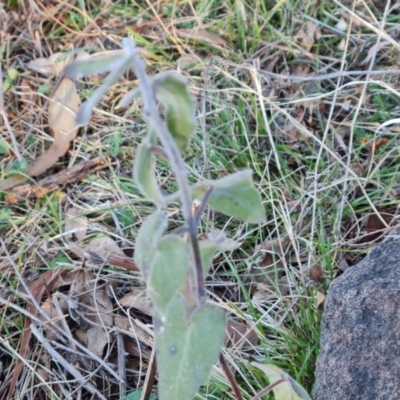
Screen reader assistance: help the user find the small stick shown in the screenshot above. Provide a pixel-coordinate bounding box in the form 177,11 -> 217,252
259,67 -> 400,82
31,324 -> 108,400
219,353 -> 244,400
3,156 -> 108,198
249,379 -> 286,400
140,346 -> 157,400
117,333 -> 127,399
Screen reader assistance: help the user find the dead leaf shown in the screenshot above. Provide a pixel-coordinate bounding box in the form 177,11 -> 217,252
316,291 -> 325,307
309,264 -> 325,284
363,41 -> 390,65
71,236 -> 139,272
70,270 -> 113,357
27,52 -> 74,76
176,28 -> 228,47
39,294 -> 69,341
365,137 -> 389,153
48,77 -> 81,139
283,108 -> 305,142
206,228 -> 243,252
119,290 -> 153,316
264,57 -> 279,73
115,315 -> 152,345
295,21 -> 321,51
225,321 -> 259,349
0,75 -> 81,191
65,206 -> 88,242
364,211 -> 393,242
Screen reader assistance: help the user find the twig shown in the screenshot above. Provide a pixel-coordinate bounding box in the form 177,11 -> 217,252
140,346 -> 157,400
117,333 -> 127,399
219,354 -> 244,400
259,67 -> 400,82
30,324 -> 108,400
249,379 -> 286,400
4,156 -> 108,198
128,40 -> 206,302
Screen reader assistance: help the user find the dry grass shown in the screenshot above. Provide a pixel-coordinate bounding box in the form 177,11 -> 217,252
1,0 -> 400,399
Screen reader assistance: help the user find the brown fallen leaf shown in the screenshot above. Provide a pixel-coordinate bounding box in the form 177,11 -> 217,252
39,295 -> 69,341
70,270 -> 113,357
71,236 -> 139,272
363,210 -> 393,242
363,41 -> 390,65
175,28 -> 228,47
0,75 -> 81,191
283,108 -> 305,142
115,315 -> 153,345
27,52 -> 74,77
316,291 -> 325,307
65,206 -> 88,242
225,321 -> 259,349
309,264 -> 325,284
295,21 -> 321,52
119,290 -> 153,316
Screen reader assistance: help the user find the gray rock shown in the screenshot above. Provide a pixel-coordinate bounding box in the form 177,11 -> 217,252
313,234 -> 400,400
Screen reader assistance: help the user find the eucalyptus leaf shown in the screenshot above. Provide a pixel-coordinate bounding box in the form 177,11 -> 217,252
153,71 -> 196,152
195,170 -> 266,224
134,211 -> 168,278
155,296 -> 226,400
251,363 -> 312,400
149,235 -> 191,310
134,139 -> 165,206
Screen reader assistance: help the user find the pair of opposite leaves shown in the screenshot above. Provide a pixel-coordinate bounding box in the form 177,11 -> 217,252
0,53 -> 82,191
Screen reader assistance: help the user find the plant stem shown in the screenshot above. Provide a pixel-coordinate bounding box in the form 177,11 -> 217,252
219,354 -> 244,400
249,379 -> 285,400
194,187 -> 213,225
129,40 -> 206,301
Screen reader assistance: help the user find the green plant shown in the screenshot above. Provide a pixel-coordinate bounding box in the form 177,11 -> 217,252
64,38 -> 310,400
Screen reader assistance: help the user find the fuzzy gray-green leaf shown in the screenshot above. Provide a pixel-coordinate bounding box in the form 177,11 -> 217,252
199,240 -> 219,275
134,139 -> 165,206
149,235 -> 191,310
155,296 -> 226,400
63,51 -> 126,78
134,211 -> 168,278
154,71 -> 196,152
200,170 -> 266,224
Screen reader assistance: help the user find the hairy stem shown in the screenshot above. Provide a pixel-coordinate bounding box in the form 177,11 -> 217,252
128,40 -> 206,301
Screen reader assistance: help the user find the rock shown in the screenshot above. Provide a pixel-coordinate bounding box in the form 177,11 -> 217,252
313,234 -> 400,400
